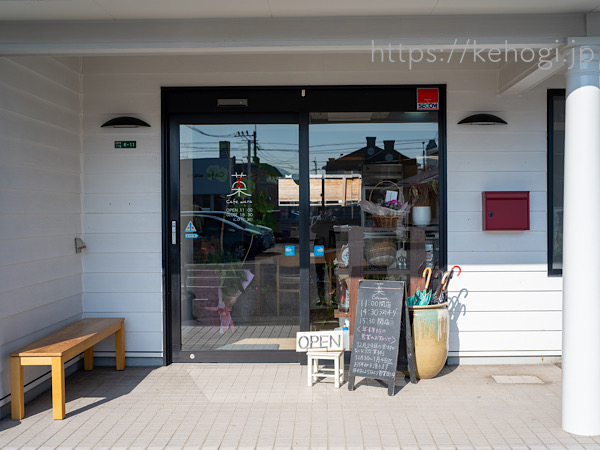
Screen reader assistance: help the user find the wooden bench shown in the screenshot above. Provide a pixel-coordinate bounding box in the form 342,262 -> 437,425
11,317 -> 125,420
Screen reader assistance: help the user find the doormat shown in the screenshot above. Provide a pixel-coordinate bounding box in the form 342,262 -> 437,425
492,375 -> 544,384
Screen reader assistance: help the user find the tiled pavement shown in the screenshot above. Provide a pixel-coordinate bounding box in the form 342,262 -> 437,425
1,363 -> 600,449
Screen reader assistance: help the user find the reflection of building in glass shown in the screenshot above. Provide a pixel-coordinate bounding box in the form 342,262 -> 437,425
324,137 -> 418,180
278,174 -> 362,206
278,137 -> 427,206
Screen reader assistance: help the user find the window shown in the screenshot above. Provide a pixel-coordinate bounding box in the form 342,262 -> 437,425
307,112 -> 441,331
548,89 -> 565,275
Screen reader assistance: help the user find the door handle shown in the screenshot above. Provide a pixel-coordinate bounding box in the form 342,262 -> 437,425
171,220 -> 177,245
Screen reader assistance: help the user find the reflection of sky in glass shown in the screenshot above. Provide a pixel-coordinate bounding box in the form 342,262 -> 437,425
180,122 -> 437,175
180,124 -> 300,174
310,123 -> 438,174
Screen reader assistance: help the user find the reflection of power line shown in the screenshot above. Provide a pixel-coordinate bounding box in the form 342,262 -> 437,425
181,144 -> 248,151
187,125 -> 237,138
259,154 -> 297,169
263,141 -> 362,147
182,146 -> 426,161
182,140 -> 432,152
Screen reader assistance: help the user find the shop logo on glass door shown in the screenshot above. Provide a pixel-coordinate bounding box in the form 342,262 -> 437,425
226,172 -> 253,222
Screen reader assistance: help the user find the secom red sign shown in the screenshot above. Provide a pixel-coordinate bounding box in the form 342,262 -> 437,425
417,88 -> 439,110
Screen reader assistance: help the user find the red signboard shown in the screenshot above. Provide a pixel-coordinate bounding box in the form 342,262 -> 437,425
417,88 -> 439,111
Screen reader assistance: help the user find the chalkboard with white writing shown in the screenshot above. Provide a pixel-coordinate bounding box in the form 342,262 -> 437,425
348,279 -> 416,395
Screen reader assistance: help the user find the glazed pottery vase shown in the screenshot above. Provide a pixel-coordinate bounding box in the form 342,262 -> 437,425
409,302 -> 449,379
412,205 -> 431,226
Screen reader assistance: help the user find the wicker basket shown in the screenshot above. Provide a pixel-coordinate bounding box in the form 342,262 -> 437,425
373,215 -> 398,227
367,240 -> 396,268
369,180 -> 405,228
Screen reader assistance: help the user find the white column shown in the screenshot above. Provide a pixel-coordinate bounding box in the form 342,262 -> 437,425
562,40 -> 600,436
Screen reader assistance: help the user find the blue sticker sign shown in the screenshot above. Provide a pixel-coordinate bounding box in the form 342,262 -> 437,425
184,233 -> 199,239
285,245 -> 295,256
314,245 -> 325,257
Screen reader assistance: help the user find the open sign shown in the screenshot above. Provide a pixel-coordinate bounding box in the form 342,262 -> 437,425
296,330 -> 343,352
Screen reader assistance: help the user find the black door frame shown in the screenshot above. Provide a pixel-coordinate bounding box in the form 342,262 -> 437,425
162,85 -> 447,364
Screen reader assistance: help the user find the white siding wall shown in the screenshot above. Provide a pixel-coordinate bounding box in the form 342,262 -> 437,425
81,60 -> 163,358
0,56 -> 83,403
446,77 -> 562,359
81,54 -> 563,361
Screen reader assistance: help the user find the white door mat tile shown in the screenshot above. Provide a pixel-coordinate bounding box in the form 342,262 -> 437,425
492,375 -> 544,384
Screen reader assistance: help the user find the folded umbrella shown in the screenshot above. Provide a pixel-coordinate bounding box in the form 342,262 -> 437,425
408,267 -> 432,306
431,265 -> 461,304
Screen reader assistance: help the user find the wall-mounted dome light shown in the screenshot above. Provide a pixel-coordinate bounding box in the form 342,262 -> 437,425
101,116 -> 151,128
458,113 -> 507,125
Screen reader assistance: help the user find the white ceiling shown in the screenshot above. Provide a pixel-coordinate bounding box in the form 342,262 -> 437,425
0,0 -> 599,21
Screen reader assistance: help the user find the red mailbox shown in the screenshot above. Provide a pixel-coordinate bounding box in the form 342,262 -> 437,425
482,191 -> 530,231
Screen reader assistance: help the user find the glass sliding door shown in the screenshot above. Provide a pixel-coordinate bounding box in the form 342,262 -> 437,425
163,86 -> 446,363
308,112 -> 441,344
177,122 -> 300,360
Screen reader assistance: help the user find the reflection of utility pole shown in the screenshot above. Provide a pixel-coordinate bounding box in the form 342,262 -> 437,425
237,129 -> 258,172
315,159 -> 325,208
247,140 -> 252,186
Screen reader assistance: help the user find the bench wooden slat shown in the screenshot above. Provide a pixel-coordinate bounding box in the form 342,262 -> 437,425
10,318 -> 124,358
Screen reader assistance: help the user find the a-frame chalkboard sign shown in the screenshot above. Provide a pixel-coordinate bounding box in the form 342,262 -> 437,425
348,280 -> 417,395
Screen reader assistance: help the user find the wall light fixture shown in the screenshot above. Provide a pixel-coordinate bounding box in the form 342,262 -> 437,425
101,116 -> 150,128
458,113 -> 507,125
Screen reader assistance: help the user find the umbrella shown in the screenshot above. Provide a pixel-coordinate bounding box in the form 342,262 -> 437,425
430,265 -> 461,304
408,267 -> 432,306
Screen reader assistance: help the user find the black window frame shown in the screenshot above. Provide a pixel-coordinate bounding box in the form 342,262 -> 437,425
161,85 -> 448,364
547,89 -> 565,276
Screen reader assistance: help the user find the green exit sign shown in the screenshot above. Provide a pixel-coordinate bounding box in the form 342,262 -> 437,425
114,141 -> 136,149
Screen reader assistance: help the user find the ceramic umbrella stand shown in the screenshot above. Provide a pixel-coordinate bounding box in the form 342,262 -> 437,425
409,302 -> 449,379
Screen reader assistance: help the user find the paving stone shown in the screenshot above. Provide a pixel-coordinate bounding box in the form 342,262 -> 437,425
1,363 -> 599,447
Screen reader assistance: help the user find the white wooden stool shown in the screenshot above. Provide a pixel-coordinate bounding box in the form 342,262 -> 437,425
307,350 -> 344,388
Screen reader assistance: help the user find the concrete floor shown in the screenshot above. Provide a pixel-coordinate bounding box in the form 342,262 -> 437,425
1,362 -> 599,449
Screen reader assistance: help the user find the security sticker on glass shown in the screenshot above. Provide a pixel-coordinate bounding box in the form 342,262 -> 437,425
285,245 -> 296,256
314,245 -> 325,257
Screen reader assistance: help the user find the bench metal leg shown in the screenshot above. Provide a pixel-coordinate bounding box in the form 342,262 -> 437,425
115,323 -> 125,371
84,346 -> 94,371
51,357 -> 65,420
10,356 -> 24,420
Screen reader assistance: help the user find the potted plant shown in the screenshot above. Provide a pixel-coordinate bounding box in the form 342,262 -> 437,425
408,180 -> 438,226
217,259 -> 254,308
190,252 -> 254,332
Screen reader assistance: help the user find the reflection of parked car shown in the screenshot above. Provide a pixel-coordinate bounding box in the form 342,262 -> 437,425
268,209 -> 299,242
196,210 -> 275,250
182,211 -> 274,259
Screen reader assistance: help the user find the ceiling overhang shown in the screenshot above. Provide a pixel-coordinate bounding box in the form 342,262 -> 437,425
1,13 -> 596,95
0,14 -> 586,56
0,0 -> 599,21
